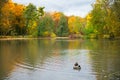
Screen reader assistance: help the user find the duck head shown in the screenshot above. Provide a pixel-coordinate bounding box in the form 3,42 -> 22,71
74,62 -> 78,66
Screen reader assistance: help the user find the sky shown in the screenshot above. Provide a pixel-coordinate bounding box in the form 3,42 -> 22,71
13,0 -> 95,17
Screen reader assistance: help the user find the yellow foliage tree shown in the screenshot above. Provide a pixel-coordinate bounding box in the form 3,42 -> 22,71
1,0 -> 25,35
1,0 -> 15,29
68,16 -> 82,34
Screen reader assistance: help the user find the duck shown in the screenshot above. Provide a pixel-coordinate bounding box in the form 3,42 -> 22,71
73,62 -> 81,70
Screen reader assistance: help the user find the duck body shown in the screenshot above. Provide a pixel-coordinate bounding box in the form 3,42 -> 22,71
73,65 -> 81,70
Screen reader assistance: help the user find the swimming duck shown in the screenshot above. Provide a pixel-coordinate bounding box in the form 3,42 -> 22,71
73,62 -> 81,70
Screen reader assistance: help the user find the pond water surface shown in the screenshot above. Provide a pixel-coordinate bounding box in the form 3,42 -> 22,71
0,39 -> 120,80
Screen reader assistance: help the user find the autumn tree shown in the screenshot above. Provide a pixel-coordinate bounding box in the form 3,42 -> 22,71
0,0 -> 26,35
68,16 -> 82,34
52,12 -> 62,33
111,1 -> 120,37
56,13 -> 69,37
0,0 -> 8,35
37,13 -> 55,37
12,3 -> 25,35
0,0 -> 14,35
23,3 -> 44,35
1,0 -> 23,35
87,1 -> 106,35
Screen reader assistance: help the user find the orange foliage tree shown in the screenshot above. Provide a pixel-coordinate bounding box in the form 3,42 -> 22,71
0,0 -> 25,35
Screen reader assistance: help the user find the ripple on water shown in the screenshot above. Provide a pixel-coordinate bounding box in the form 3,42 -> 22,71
13,49 -> 97,80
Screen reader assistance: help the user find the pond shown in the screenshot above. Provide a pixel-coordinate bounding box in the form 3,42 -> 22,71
0,39 -> 120,80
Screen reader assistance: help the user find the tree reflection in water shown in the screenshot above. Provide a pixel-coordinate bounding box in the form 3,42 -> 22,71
0,39 -> 120,80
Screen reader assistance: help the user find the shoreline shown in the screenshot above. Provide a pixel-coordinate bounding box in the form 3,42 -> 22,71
0,36 -> 70,40
0,36 -> 120,40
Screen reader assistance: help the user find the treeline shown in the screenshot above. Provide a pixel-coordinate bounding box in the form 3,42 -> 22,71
86,0 -> 120,39
0,0 -> 120,39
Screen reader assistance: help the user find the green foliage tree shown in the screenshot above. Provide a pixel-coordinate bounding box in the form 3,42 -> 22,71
86,2 -> 105,35
57,14 -> 69,36
23,3 -> 44,35
37,13 -> 55,37
111,1 -> 120,36
85,0 -> 120,38
23,3 -> 37,35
